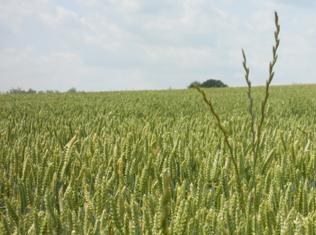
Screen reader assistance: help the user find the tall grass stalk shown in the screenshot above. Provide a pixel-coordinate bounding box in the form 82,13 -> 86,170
194,86 -> 246,212
194,11 -> 280,216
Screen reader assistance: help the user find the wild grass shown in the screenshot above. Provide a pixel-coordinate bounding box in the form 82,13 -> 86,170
194,11 -> 281,219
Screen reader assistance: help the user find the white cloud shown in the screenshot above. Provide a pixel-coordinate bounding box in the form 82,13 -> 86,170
39,6 -> 80,27
0,47 -> 82,90
0,0 -> 315,91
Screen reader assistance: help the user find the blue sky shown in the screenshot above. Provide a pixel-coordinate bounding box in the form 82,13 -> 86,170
0,0 -> 315,91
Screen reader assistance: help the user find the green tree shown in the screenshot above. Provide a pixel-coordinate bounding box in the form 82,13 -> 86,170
188,81 -> 201,88
201,79 -> 227,88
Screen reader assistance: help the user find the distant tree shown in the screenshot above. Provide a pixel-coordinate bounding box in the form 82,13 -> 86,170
201,79 -> 228,88
8,88 -> 37,94
9,88 -> 25,94
27,88 -> 36,94
67,87 -> 77,93
188,81 -> 201,88
188,79 -> 228,89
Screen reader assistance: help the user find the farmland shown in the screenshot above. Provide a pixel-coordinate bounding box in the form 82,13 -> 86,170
0,85 -> 316,234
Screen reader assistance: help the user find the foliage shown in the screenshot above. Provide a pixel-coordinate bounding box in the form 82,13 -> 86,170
6,88 -> 76,94
188,79 -> 227,89
200,79 -> 228,88
8,88 -> 37,94
67,87 -> 77,93
188,81 -> 201,89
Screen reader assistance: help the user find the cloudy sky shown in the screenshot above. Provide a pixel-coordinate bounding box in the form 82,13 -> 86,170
0,0 -> 315,91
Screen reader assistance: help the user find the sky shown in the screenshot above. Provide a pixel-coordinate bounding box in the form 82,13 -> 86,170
0,0 -> 316,92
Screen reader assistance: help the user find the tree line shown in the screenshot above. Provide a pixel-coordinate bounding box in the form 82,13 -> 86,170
6,87 -> 78,94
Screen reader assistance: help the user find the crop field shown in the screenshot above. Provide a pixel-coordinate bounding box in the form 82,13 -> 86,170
0,85 -> 315,234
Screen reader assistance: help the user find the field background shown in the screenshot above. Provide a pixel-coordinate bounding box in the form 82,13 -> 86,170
0,85 -> 315,234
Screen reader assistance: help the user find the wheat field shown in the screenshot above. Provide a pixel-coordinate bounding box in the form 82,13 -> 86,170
0,85 -> 315,234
